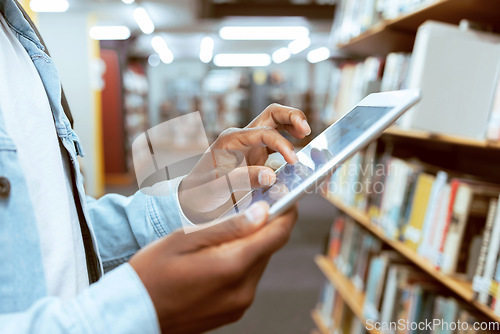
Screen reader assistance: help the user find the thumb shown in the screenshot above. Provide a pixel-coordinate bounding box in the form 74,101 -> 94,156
180,201 -> 270,253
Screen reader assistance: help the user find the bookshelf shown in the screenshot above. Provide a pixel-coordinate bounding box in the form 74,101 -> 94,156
337,0 -> 500,56
311,309 -> 330,334
313,0 -> 500,332
320,192 -> 500,324
382,127 -> 500,150
314,255 -> 382,334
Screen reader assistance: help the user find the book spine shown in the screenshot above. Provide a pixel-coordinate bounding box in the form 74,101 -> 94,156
472,199 -> 497,300
436,180 -> 460,271
479,195 -> 500,304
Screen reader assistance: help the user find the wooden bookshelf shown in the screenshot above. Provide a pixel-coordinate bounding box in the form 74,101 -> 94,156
314,255 -> 382,334
382,127 -> 500,150
337,0 -> 500,56
310,309 -> 330,334
322,192 -> 500,323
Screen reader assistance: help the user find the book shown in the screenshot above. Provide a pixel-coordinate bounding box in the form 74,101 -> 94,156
472,199 -> 497,301
317,281 -> 335,329
352,233 -> 383,291
478,195 -> 500,304
336,218 -> 356,275
427,183 -> 451,268
363,251 -> 407,321
418,171 -> 448,260
381,52 -> 411,92
379,158 -> 413,238
442,180 -> 500,275
403,172 -> 435,251
328,216 -> 346,261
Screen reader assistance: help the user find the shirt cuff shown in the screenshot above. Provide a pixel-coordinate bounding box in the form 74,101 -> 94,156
71,263 -> 160,334
147,176 -> 196,237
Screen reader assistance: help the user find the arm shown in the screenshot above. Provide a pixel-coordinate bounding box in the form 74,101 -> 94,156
87,177 -> 185,273
88,104 -> 310,272
0,264 -> 159,334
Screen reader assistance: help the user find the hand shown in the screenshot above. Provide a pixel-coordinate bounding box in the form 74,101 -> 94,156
179,104 -> 311,223
129,202 -> 298,334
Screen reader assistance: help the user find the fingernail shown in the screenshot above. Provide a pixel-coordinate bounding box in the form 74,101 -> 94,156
258,169 -> 276,186
245,202 -> 269,224
302,120 -> 311,136
290,150 -> 299,165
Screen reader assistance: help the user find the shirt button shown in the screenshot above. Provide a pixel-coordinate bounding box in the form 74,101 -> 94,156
0,177 -> 11,198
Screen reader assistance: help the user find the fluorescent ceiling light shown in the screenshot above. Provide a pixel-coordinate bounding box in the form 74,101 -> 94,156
214,54 -> 271,67
199,36 -> 215,64
134,7 -> 155,35
30,0 -> 69,12
151,36 -> 174,64
272,47 -> 291,64
122,0 -> 135,4
219,26 -> 309,40
288,37 -> 311,54
89,26 -> 131,41
307,47 -> 330,63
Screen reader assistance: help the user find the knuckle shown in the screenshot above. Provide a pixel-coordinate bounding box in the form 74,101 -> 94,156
220,127 -> 239,138
261,126 -> 274,132
228,219 -> 246,237
268,103 -> 280,110
235,286 -> 255,310
218,253 -> 246,282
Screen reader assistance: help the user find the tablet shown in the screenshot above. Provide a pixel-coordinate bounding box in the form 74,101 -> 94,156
224,89 -> 421,221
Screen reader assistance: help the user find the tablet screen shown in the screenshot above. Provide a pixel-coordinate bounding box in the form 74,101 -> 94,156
230,106 -> 393,214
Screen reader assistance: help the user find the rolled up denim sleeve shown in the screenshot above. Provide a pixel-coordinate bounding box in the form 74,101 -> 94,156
0,263 -> 160,334
87,177 -> 185,273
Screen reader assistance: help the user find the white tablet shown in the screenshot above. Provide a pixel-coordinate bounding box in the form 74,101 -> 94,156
224,89 -> 421,220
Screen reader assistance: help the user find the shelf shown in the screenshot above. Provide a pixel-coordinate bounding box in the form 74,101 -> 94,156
310,309 -> 330,334
315,255 -> 381,334
337,0 -> 500,56
382,127 -> 500,150
322,192 -> 500,323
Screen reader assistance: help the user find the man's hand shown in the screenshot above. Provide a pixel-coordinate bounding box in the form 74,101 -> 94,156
179,104 -> 310,222
129,202 -> 297,334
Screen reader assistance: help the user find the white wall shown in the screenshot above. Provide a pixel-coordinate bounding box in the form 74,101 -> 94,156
38,12 -> 103,197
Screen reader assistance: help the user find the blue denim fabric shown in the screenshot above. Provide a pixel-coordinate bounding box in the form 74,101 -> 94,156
0,0 -> 184,332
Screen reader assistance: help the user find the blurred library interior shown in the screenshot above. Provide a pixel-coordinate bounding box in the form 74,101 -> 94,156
21,0 -> 500,333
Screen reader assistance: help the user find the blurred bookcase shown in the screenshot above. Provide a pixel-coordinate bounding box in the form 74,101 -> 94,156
312,0 -> 500,333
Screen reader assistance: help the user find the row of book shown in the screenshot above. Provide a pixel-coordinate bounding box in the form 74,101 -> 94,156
321,52 -> 411,125
331,0 -> 437,45
316,216 -> 498,333
316,281 -> 370,334
327,144 -> 500,315
325,20 -> 500,140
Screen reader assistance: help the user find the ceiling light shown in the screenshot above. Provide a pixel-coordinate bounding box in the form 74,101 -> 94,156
30,0 -> 68,12
148,54 -> 161,67
219,26 -> 309,40
134,7 -> 155,35
122,0 -> 135,4
307,47 -> 330,63
272,48 -> 291,64
213,54 -> 271,67
151,36 -> 174,64
288,37 -> 311,54
199,36 -> 215,64
89,26 -> 131,41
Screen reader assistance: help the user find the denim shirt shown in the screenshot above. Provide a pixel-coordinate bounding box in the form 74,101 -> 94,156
0,0 -> 184,332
